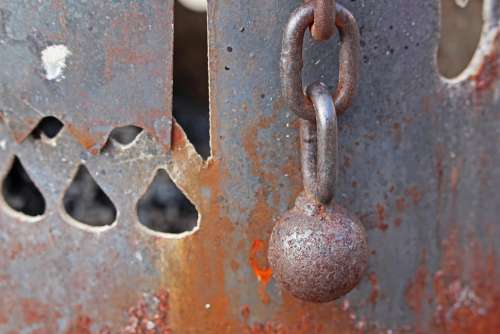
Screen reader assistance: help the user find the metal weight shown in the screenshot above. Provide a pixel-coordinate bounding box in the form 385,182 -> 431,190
268,193 -> 368,303
268,82 -> 368,302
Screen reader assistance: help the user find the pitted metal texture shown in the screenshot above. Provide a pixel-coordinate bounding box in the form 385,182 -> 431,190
269,192 -> 368,303
0,0 -> 498,332
0,0 -> 174,153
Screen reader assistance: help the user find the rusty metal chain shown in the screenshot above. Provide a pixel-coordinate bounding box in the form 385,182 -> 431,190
301,81 -> 337,204
270,1 -> 367,304
281,1 -> 360,122
305,0 -> 336,40
280,1 -> 360,202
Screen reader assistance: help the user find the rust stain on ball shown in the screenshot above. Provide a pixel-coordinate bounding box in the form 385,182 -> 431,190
268,192 -> 368,303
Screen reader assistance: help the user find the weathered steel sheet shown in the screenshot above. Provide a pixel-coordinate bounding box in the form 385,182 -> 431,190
0,0 -> 498,333
0,0 -> 173,153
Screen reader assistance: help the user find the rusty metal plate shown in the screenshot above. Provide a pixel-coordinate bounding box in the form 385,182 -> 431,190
0,0 -> 499,333
0,0 -> 173,153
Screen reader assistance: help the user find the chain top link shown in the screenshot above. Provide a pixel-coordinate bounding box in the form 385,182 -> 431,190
305,0 -> 336,40
281,2 -> 360,122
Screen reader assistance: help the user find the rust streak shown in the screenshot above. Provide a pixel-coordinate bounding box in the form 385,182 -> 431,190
405,252 -> 428,316
368,272 -> 379,305
65,315 -> 92,334
471,32 -> 499,92
432,229 -> 500,333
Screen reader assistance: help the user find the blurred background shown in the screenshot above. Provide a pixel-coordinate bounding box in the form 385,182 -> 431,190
1,0 -> 484,234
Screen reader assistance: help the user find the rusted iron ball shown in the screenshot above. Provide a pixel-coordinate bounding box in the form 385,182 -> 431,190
268,192 -> 368,303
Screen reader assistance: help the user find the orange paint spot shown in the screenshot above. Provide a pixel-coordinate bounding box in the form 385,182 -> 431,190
249,240 -> 272,285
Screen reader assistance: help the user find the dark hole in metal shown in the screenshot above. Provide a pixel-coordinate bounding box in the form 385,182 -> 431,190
2,156 -> 45,217
63,165 -> 117,227
108,125 -> 143,145
438,0 -> 483,78
30,116 -> 64,139
135,0 -> 206,236
173,0 -> 210,159
137,169 -> 198,234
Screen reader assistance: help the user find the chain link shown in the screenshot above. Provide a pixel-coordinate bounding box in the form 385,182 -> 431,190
305,0 -> 336,41
281,2 -> 360,122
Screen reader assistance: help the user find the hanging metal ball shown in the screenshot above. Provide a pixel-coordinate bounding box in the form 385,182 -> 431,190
268,192 -> 368,303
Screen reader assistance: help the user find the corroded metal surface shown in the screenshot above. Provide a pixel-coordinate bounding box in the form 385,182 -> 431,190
301,82 -> 339,204
305,0 -> 336,41
0,0 -> 173,153
0,0 -> 498,333
269,192 -> 368,303
268,82 -> 368,303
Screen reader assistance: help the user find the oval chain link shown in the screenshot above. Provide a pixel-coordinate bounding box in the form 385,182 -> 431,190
281,2 -> 360,122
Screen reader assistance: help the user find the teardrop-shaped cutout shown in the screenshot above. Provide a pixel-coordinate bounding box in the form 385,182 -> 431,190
30,116 -> 64,139
63,165 -> 117,228
108,125 -> 143,145
137,169 -> 198,235
1,156 -> 46,218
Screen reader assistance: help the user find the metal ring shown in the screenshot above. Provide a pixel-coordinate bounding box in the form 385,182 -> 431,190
307,0 -> 336,41
281,2 -> 359,122
300,81 -> 337,204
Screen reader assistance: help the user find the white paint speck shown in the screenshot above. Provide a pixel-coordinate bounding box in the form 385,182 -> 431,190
146,321 -> 155,330
41,45 -> 71,81
135,252 -> 143,262
0,140 -> 6,150
204,303 -> 211,309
